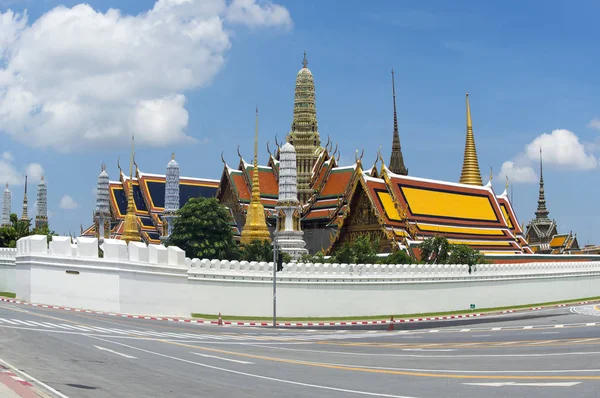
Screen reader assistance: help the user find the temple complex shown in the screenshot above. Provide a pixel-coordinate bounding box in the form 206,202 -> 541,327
81,52 -> 594,259
35,176 -> 48,229
1,184 -> 10,227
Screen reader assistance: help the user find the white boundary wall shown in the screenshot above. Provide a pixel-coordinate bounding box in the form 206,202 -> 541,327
0,248 -> 16,293
8,235 -> 600,317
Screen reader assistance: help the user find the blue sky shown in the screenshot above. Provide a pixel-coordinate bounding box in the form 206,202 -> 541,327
1,0 -> 599,244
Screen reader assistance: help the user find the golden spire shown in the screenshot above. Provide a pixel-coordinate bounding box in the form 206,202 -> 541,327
240,107 -> 271,245
121,134 -> 141,243
459,93 -> 483,185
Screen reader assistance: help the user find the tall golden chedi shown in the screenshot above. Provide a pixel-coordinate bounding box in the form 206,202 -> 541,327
287,52 -> 323,204
459,93 -> 483,185
240,107 -> 271,245
121,134 -> 141,243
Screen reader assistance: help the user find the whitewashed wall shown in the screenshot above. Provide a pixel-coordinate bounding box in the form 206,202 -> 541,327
0,248 -> 16,293
12,235 -> 600,318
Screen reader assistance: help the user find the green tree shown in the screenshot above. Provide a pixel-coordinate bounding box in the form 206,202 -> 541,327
329,235 -> 379,264
299,250 -> 328,263
167,197 -> 239,260
419,236 -> 451,264
448,244 -> 486,273
0,213 -> 32,248
379,249 -> 414,265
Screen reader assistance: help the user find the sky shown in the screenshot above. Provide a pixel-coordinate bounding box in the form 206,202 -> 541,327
0,0 -> 599,244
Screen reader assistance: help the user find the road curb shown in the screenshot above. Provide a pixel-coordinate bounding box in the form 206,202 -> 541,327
0,296 -> 596,328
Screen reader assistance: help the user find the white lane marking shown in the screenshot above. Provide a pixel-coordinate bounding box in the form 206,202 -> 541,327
491,328 -> 502,331
523,326 -> 534,329
460,329 -> 471,332
88,336 -> 417,398
94,345 -> 137,359
190,352 -> 254,364
23,321 -> 53,328
246,344 -> 600,359
84,326 -> 129,335
40,322 -> 72,330
0,357 -> 71,398
10,319 -> 38,326
428,330 -> 439,333
59,324 -> 93,331
0,318 -> 19,325
554,325 -> 564,328
463,382 -> 580,387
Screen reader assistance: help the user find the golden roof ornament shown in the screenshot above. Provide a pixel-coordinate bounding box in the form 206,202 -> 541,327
459,93 -> 483,185
121,133 -> 141,243
240,106 -> 271,245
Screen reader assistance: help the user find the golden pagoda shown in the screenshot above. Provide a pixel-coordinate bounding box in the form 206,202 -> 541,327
240,107 -> 271,245
121,134 -> 141,243
459,93 -> 483,185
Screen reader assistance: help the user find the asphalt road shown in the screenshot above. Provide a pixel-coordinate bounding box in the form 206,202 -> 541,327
1,302 -> 600,397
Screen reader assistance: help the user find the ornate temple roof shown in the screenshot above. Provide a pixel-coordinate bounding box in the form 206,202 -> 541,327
328,160 -> 532,255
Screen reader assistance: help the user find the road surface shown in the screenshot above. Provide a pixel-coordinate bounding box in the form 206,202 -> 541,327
1,301 -> 600,397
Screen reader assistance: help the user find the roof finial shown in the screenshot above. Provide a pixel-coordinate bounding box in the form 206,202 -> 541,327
171,151 -> 175,160
389,68 -> 408,175
41,175 -> 44,182
489,166 -> 493,182
505,175 -> 509,190
459,92 -> 483,185
101,162 -> 106,172
302,51 -> 308,68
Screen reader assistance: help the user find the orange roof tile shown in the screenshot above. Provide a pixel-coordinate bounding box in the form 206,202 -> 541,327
319,167 -> 354,198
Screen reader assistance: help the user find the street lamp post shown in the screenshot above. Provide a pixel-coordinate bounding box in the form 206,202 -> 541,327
273,212 -> 278,327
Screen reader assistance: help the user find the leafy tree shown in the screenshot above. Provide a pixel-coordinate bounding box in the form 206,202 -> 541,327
380,249 -> 414,265
448,243 -> 486,273
329,235 -> 379,264
419,236 -> 451,264
31,224 -> 57,244
167,197 -> 239,260
0,213 -> 33,248
240,240 -> 272,262
299,250 -> 328,263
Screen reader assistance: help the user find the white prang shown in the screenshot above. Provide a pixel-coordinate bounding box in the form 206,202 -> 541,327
1,183 -> 11,226
275,142 -> 308,260
163,154 -> 180,239
35,177 -> 48,228
95,164 -> 111,240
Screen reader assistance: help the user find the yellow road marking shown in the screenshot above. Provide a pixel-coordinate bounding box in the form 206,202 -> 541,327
142,340 -> 600,380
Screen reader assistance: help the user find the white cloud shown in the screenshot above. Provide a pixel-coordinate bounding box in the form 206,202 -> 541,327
524,129 -> 596,170
0,0 -> 291,152
0,154 -> 21,185
227,0 -> 292,28
59,194 -> 78,210
498,129 -> 596,184
0,151 -> 44,186
25,162 -> 43,183
498,161 -> 537,184
588,118 -> 600,130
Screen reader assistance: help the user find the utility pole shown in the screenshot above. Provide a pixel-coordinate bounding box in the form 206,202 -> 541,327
273,213 -> 278,327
